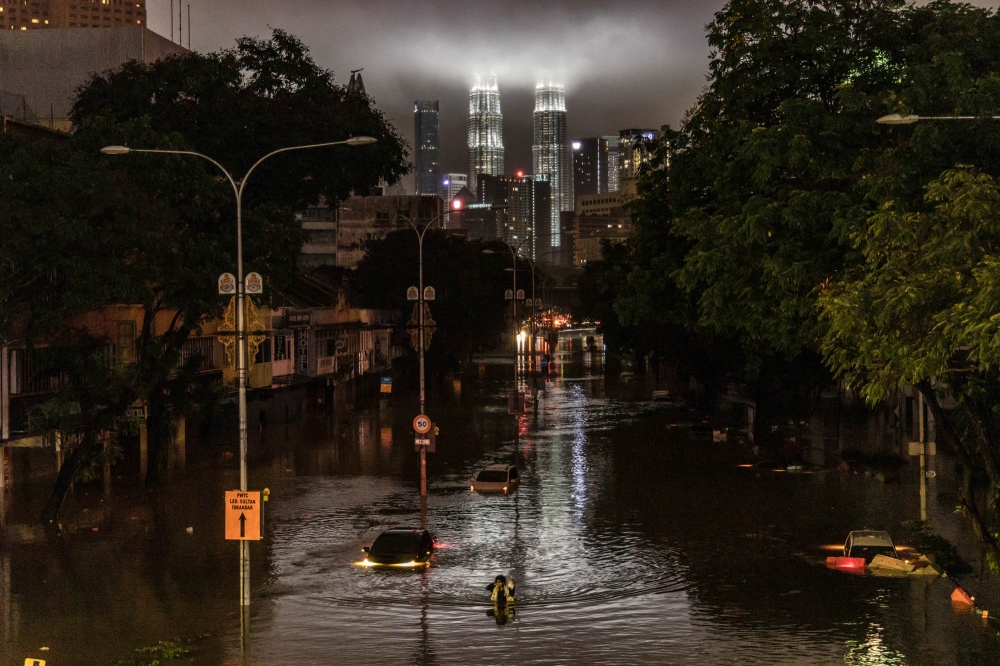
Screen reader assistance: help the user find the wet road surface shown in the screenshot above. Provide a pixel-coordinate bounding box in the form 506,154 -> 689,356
2,364 -> 999,664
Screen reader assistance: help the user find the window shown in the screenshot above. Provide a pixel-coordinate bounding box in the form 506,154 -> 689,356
116,320 -> 136,364
253,339 -> 271,364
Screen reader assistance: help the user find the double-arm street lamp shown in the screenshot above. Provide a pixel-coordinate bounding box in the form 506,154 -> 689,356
101,136 -> 376,628
400,212 -> 444,519
483,238 -> 527,392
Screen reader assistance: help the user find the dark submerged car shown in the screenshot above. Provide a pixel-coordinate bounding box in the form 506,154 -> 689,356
361,528 -> 434,567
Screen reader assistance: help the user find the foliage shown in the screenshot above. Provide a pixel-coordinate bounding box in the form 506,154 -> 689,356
1,29 -> 408,519
109,638 -> 195,666
905,521 -> 973,577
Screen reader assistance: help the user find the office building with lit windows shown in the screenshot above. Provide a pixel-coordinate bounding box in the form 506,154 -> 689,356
532,76 -> 570,255
604,135 -> 621,192
2,0 -> 146,30
477,172 -> 551,261
467,74 -> 504,195
413,100 -> 439,196
439,173 -> 467,228
572,137 -> 610,198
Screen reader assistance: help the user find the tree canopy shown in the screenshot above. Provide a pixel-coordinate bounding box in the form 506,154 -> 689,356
1,29 -> 409,518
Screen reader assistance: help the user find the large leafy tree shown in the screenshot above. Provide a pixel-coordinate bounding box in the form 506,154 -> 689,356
821,169 -> 1000,564
614,0 -> 1000,437
2,29 -> 408,519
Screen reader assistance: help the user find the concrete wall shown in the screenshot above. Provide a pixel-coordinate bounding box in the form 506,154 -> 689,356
0,27 -> 184,125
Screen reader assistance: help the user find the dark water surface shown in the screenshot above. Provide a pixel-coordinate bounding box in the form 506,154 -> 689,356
2,365 -> 999,665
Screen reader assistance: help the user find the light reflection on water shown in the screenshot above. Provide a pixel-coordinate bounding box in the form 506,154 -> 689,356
1,365 -> 999,665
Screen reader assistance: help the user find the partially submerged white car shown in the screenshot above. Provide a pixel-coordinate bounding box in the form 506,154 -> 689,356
844,530 -> 899,564
471,463 -> 520,495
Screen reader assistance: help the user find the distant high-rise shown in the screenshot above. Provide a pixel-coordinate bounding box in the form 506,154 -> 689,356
478,172 -> 551,261
572,137 -> 610,201
604,135 -> 621,192
532,76 -> 571,253
2,0 -> 147,29
414,100 -> 440,196
467,74 -> 504,195
440,173 -> 468,228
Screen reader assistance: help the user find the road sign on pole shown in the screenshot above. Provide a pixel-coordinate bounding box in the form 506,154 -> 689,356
407,286 -> 419,301
413,414 -> 431,434
380,377 -> 393,394
225,491 -> 262,540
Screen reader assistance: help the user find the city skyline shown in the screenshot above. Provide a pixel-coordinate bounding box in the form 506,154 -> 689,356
136,0 -> 1000,192
139,0 -> 726,192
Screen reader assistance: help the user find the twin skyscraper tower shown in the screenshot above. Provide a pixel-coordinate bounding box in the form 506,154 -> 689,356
414,74 -> 571,259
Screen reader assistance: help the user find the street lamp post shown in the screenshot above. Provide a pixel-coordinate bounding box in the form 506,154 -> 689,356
400,212 -> 443,517
100,135 -> 376,629
483,239 -> 524,393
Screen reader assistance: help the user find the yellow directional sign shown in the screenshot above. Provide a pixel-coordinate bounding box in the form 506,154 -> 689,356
24,659 -> 46,666
225,490 -> 261,540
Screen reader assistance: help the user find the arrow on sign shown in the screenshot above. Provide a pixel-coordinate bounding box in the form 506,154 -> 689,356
239,513 -> 246,538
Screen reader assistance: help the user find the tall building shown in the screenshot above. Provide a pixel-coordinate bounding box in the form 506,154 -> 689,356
532,76 -> 571,254
439,173 -> 467,228
478,172 -> 551,261
2,0 -> 146,30
572,137 -> 610,199
467,74 -> 504,195
604,135 -> 621,192
619,127 -> 669,199
413,100 -> 439,196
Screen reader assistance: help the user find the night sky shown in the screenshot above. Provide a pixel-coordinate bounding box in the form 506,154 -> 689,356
146,0 -> 998,192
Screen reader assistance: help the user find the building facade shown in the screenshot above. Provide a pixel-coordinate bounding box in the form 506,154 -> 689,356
467,74 -> 504,195
572,137 -> 610,198
439,172 -> 467,228
478,173 -> 551,260
2,0 -> 146,30
572,191 -> 631,267
413,100 -> 439,196
335,194 -> 442,269
603,135 -> 621,192
532,77 -> 571,255
0,27 -> 183,129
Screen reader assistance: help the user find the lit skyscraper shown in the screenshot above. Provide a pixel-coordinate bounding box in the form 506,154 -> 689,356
532,76 -> 571,254
413,100 -> 440,196
467,74 -> 504,195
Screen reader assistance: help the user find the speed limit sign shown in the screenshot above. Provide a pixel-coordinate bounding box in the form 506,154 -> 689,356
413,414 -> 432,434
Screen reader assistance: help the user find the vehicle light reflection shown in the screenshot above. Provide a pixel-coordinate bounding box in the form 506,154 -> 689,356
354,559 -> 429,568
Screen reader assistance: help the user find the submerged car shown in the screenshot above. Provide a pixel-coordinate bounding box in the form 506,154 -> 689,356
844,530 -> 899,563
360,528 -> 434,567
471,463 -> 520,494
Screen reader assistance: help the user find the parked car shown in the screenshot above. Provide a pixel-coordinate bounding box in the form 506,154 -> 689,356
471,463 -> 520,495
843,530 -> 899,563
360,528 -> 434,567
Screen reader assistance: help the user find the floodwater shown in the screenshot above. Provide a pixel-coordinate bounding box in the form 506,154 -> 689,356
2,359 -> 1000,665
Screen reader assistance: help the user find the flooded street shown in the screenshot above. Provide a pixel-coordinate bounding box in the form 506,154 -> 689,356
2,361 -> 1000,664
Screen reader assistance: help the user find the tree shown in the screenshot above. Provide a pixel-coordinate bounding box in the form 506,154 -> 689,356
820,168 -> 1000,565
616,0 -> 1000,439
1,29 -> 408,519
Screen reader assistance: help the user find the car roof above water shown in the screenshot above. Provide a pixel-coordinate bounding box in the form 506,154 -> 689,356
848,530 -> 894,546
